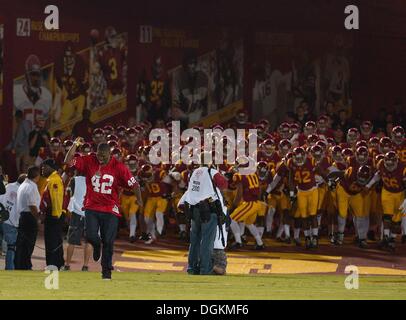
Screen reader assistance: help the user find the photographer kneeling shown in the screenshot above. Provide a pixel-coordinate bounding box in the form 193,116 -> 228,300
178,152 -> 228,275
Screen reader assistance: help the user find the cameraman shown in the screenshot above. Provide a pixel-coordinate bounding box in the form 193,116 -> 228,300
178,152 -> 228,275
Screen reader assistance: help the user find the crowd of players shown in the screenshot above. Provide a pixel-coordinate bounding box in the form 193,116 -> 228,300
17,109 -> 406,253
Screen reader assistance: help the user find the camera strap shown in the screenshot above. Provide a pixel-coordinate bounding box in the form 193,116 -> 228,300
208,167 -> 226,247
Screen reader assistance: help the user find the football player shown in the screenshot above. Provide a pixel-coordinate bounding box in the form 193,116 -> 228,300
14,54 -> 52,126
366,151 -> 406,251
97,26 -> 126,102
54,41 -> 87,124
120,154 -> 140,242
329,165 -> 372,248
287,146 -> 326,249
138,164 -> 172,244
229,157 -> 266,250
391,126 -> 406,165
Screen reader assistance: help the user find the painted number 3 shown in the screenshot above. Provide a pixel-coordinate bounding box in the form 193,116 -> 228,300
92,174 -> 114,194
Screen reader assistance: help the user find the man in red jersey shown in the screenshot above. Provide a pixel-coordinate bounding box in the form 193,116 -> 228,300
65,138 -> 143,280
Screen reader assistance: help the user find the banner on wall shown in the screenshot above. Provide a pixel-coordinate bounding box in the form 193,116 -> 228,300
12,19 -> 128,135
252,32 -> 352,128
0,19 -> 3,108
134,27 -> 244,128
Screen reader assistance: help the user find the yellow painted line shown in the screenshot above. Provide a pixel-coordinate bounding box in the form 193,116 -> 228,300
114,261 -> 184,272
122,250 -> 342,263
357,267 -> 406,276
266,260 -> 338,274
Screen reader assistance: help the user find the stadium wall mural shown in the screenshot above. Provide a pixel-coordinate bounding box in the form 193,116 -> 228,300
132,26 -> 244,129
10,15 -> 128,138
252,31 -> 353,130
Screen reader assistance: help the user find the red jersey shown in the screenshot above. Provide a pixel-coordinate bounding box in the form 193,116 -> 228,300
377,159 -> 406,193
55,54 -> 86,100
257,151 -> 281,172
393,140 -> 406,165
144,169 -> 171,197
340,167 -> 364,195
71,154 -> 138,215
346,156 -> 373,172
98,46 -> 126,95
287,157 -> 317,191
232,173 -> 260,202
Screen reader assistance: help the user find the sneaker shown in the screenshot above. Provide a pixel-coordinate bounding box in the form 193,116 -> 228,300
129,236 -> 136,243
311,236 -> 319,249
139,233 -> 149,241
241,235 -> 248,244
276,237 -> 284,243
388,238 -> 396,252
335,232 -> 344,246
305,237 -> 312,249
284,237 -> 292,244
61,265 -> 70,271
144,234 -> 156,245
254,244 -> 265,250
358,239 -> 368,249
93,243 -> 101,262
329,233 -> 335,244
82,266 -> 89,272
229,242 -> 243,250
102,270 -> 112,280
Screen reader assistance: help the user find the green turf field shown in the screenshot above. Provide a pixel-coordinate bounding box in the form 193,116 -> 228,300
1,271 -> 406,300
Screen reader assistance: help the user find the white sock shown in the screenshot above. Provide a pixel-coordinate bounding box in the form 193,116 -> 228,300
402,217 -> 406,235
276,224 -> 284,238
266,208 -> 276,232
312,228 -> 319,237
179,224 -> 186,232
284,224 -> 290,238
356,217 -> 369,240
353,217 -> 358,236
337,216 -> 346,233
230,220 -> 242,244
304,229 -> 310,237
239,222 -> 246,236
257,226 -> 265,238
317,214 -> 322,227
156,212 -> 165,235
145,217 -> 155,237
247,224 -> 263,246
294,228 -> 300,239
129,214 -> 137,237
384,229 -> 390,237
380,222 -> 384,240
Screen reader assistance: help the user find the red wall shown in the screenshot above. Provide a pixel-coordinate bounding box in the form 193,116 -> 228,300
1,0 -> 405,149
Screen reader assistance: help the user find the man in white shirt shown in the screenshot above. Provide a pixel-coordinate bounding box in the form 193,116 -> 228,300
0,174 -> 27,270
178,152 -> 228,275
15,167 -> 41,270
61,173 -> 92,271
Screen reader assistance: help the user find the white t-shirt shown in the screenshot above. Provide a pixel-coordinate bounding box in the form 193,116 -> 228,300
68,176 -> 86,217
16,178 -> 41,217
0,182 -> 21,227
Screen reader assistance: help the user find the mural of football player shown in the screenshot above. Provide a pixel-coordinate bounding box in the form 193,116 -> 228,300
53,41 -> 88,124
291,49 -> 321,114
146,56 -> 171,124
172,49 -> 208,126
13,54 -> 52,127
97,26 -> 127,103
215,32 -> 242,108
324,35 -> 351,106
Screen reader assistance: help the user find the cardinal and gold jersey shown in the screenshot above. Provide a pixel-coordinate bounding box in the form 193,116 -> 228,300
143,169 -> 171,218
230,173 -> 267,224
